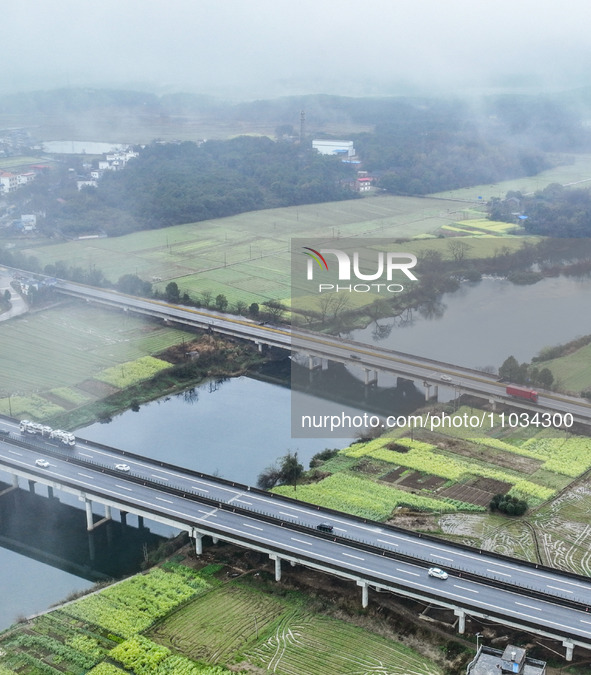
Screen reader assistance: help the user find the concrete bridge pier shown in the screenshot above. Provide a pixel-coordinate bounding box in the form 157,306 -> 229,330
563,640 -> 574,661
433,384 -> 439,400
270,554 -> 282,581
364,369 -> 378,386
308,355 -> 321,371
454,608 -> 466,634
357,580 -> 369,608
489,398 -> 498,412
104,504 -> 112,520
12,474 -> 18,488
195,533 -> 204,555
212,536 -> 219,545
85,498 -> 94,531
47,486 -> 54,499
120,510 -> 127,526
28,479 -> 35,494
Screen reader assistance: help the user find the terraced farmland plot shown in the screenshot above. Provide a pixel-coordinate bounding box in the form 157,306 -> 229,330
246,613 -> 444,675
0,303 -> 191,394
149,585 -> 286,664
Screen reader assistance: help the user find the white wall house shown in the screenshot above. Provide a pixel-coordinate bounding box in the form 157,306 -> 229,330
312,140 -> 355,157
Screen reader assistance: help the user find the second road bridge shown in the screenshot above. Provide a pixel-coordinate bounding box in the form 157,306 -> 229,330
49,278 -> 591,425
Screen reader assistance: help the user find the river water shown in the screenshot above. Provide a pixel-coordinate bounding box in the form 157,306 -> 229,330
1,274 -> 591,629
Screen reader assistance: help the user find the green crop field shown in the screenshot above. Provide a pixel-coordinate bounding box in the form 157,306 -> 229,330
430,153 -> 591,201
538,342 -> 591,391
20,194 -> 476,308
0,303 -> 191,416
276,408 -> 590,526
150,581 -> 445,675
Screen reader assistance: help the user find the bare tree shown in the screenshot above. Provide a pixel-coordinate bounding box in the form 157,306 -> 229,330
447,239 -> 473,263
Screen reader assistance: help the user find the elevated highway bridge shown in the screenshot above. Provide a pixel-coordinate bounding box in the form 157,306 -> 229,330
51,278 -> 591,425
0,415 -> 590,660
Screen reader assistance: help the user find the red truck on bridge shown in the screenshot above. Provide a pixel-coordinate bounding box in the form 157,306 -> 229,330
506,385 -> 538,403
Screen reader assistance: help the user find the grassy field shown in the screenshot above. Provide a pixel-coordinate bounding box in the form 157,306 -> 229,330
431,153 -> 591,201
17,194 -> 474,305
0,155 -> 53,170
19,192 -> 530,310
149,579 -> 445,675
0,561 -> 446,675
0,302 -> 193,416
538,342 -> 591,392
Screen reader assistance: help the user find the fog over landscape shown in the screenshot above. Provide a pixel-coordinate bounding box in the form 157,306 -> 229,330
4,0 -> 591,97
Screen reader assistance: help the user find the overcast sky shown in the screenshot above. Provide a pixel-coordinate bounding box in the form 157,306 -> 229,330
3,0 -> 591,98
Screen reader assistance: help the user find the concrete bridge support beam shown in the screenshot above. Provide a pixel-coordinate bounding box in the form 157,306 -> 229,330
433,384 -> 439,400
138,515 -> 144,528
454,609 -> 466,634
120,510 -> 127,526
47,486 -> 54,499
357,580 -> 369,608
270,555 -> 282,581
563,640 -> 574,662
489,398 -> 497,412
195,533 -> 203,555
212,536 -> 219,545
85,499 -> 94,531
28,479 -> 35,494
104,505 -> 112,520
12,475 -> 18,488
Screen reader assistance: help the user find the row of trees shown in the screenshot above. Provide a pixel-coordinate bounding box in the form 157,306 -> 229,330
498,356 -> 554,389
489,184 -> 591,238
24,137 -> 357,238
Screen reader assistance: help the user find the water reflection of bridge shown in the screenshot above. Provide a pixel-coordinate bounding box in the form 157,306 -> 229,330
0,482 -> 162,582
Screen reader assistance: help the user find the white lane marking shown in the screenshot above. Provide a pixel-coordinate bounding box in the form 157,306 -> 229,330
342,552 -> 364,561
397,568 -> 420,577
488,569 -> 511,577
8,450 -> 22,456
377,539 -> 398,546
454,585 -> 478,594
78,473 -> 94,479
152,474 -> 169,481
581,620 -> 591,625
78,452 -> 93,458
291,537 -> 312,546
235,499 -> 252,505
194,487 -> 209,493
547,585 -> 573,594
334,527 -> 347,532
115,484 -> 133,491
242,523 -> 263,531
156,497 -> 173,504
515,602 -> 542,611
430,554 -> 453,562
279,511 -> 298,518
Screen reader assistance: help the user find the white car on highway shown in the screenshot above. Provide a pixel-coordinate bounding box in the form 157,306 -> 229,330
115,463 -> 131,472
35,459 -> 50,468
439,374 -> 452,382
428,567 -> 448,580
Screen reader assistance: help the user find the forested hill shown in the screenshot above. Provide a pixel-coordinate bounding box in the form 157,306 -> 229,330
49,138 -> 357,236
